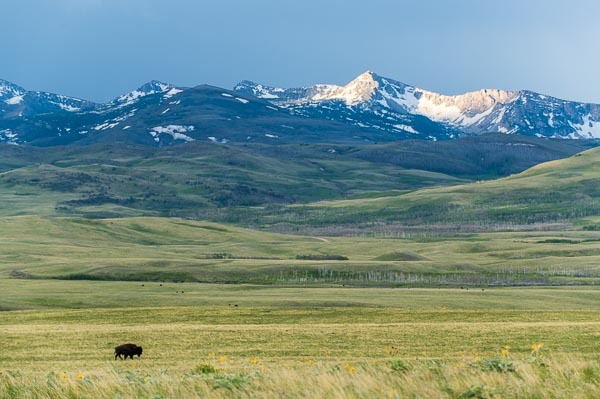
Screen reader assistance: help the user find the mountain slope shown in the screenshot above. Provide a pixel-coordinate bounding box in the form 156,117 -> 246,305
0,81 -> 406,146
0,79 -> 97,120
235,71 -> 600,140
79,85 -> 383,145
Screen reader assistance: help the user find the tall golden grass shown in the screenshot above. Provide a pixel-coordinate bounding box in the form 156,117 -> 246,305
1,351 -> 599,398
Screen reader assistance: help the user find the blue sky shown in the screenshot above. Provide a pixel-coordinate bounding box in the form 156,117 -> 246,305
1,0 -> 599,103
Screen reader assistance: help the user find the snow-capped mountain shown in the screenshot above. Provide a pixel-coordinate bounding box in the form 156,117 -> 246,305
111,80 -> 182,107
2,72 -> 600,146
0,79 -> 376,146
0,79 -> 98,119
235,71 -> 600,140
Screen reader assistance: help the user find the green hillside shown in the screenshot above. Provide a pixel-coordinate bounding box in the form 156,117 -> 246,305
221,147 -> 600,233
0,142 -> 464,218
0,135 -> 592,218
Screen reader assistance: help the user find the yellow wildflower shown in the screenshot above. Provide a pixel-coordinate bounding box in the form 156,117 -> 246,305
389,389 -> 398,398
218,355 -> 228,362
77,373 -> 83,380
531,343 -> 544,353
343,363 -> 355,372
60,372 -> 67,381
250,358 -> 260,365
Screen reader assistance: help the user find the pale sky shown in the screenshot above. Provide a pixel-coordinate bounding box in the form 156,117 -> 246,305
1,0 -> 599,103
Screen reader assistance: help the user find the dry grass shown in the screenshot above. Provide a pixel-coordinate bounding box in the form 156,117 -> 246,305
0,303 -> 599,398
1,355 -> 599,398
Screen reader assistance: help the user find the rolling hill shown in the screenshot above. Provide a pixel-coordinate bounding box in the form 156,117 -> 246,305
210,146 -> 600,234
0,135 -> 592,218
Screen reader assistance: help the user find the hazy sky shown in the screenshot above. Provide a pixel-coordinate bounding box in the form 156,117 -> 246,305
2,0 -> 599,103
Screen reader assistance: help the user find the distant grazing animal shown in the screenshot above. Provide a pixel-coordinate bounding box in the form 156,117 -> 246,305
114,343 -> 143,360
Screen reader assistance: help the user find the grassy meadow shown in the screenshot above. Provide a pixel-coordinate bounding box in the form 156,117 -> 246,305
1,215 -> 599,286
0,215 -> 599,397
0,284 -> 599,398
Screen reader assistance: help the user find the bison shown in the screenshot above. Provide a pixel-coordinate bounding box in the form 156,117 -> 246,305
114,343 -> 143,360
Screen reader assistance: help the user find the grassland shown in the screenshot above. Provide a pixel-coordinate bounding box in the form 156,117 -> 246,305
0,283 -> 598,398
1,215 -> 600,286
0,216 -> 599,396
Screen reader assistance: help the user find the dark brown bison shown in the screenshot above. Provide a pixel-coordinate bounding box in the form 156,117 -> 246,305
114,343 -> 143,360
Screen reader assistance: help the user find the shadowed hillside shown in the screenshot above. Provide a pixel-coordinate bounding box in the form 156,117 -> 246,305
0,134 -> 592,218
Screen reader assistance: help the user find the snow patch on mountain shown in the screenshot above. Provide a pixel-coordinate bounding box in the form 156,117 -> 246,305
569,114 -> 600,139
150,125 -> 195,143
51,101 -> 81,112
5,95 -> 24,105
0,129 -> 19,144
163,88 -> 183,99
94,122 -> 119,131
394,124 -> 418,134
114,81 -> 175,106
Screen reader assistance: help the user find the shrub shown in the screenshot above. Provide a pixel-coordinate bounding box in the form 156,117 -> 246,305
457,385 -> 496,399
192,364 -> 218,375
390,359 -> 409,372
477,358 -> 515,373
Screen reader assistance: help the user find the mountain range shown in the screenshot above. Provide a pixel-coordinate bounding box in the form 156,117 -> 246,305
1,71 -> 599,146
235,71 -> 600,140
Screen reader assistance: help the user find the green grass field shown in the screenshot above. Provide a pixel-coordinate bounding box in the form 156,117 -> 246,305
1,215 -> 599,397
1,215 -> 599,286
0,283 -> 598,398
